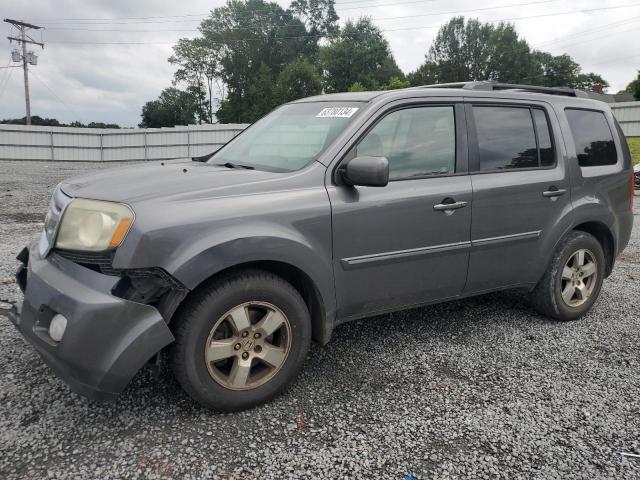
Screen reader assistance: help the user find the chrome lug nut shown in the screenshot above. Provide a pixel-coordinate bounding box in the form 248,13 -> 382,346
242,352 -> 249,360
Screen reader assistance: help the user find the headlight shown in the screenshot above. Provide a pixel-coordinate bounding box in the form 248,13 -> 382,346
55,199 -> 134,252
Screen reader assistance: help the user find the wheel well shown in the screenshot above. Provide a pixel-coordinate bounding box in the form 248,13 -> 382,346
186,261 -> 330,345
573,222 -> 615,276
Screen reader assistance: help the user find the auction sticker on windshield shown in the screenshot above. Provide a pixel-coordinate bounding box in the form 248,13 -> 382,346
316,107 -> 359,118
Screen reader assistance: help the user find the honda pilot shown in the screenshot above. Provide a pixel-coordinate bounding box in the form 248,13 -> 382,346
9,82 -> 635,411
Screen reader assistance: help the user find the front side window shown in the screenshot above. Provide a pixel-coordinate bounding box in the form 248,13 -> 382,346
565,109 -> 617,167
352,106 -> 456,180
209,102 -> 363,172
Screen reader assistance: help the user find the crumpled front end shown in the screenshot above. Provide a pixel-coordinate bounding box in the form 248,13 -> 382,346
8,241 -> 175,401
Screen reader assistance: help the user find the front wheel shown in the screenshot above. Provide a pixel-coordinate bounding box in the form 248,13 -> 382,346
170,270 -> 311,411
530,231 -> 605,321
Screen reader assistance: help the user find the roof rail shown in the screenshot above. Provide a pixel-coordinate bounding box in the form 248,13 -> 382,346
420,81 -> 589,98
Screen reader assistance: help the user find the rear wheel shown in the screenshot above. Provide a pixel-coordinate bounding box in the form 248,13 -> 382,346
171,270 -> 311,411
530,231 -> 605,321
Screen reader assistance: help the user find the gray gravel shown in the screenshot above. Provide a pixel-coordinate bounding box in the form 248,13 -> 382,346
1,160 -> 639,479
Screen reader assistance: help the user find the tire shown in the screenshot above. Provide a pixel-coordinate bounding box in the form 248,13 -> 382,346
530,231 -> 605,321
170,269 -> 311,411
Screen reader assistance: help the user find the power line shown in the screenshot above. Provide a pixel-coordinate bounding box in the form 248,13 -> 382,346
31,0 -> 560,26
42,0 -> 558,32
532,15 -> 640,47
42,2 -> 640,44
30,70 -> 82,122
540,25 -> 640,51
581,53 -> 640,67
0,56 -> 14,101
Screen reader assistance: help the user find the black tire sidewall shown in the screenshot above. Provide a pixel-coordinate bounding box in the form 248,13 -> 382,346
173,272 -> 311,411
551,233 -> 605,320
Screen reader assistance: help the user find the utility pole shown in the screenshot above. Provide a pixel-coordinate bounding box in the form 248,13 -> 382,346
4,19 -> 44,126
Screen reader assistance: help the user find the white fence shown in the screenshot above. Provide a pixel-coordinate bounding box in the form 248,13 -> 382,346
0,123 -> 249,162
611,101 -> 640,137
0,102 -> 637,162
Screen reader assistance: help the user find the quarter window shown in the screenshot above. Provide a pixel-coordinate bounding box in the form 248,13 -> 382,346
473,106 -> 554,171
533,109 -> 554,167
353,106 -> 456,180
565,109 -> 617,167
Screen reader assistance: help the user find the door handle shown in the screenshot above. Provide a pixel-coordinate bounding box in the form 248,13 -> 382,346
433,200 -> 468,212
542,188 -> 567,198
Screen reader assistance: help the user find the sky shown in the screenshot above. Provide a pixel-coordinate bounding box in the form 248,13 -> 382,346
0,0 -> 639,127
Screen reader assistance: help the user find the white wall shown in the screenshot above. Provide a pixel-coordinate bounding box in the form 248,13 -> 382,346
1,103 -> 637,163
0,123 -> 249,162
611,101 -> 640,137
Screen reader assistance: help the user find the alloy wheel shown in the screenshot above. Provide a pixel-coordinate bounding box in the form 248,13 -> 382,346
560,248 -> 598,307
204,301 -> 292,390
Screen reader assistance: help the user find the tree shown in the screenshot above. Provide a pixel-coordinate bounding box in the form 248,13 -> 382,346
407,62 -> 438,86
1,117 -> 120,128
412,17 -> 608,89
169,37 -> 221,123
288,0 -> 339,39
200,0 -> 314,123
349,82 -> 366,92
320,18 -> 404,92
139,87 -> 197,128
623,71 -> 640,100
274,59 -> 323,104
383,77 -> 411,90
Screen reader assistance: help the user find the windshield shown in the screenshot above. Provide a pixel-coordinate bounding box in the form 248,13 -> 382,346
209,102 -> 364,172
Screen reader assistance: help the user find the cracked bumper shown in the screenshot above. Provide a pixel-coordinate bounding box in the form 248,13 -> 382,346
8,242 -> 174,401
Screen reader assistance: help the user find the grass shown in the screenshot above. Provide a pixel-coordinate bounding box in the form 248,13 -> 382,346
627,136 -> 640,165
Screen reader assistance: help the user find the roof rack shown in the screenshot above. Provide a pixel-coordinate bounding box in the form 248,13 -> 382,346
420,81 -> 589,98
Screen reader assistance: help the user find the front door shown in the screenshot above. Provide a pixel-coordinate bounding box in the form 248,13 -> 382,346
327,103 -> 473,320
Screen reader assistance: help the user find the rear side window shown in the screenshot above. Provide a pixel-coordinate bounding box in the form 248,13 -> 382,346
472,106 -> 555,171
565,109 -> 617,167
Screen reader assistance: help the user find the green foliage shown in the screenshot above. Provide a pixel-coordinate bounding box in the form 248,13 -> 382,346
383,77 -> 411,90
274,59 -> 323,104
156,5 -> 616,125
0,116 -> 120,128
200,0 -> 314,123
139,87 -> 197,128
320,18 -> 404,93
407,62 -> 438,86
348,82 -> 367,92
627,137 -> 640,165
410,17 -> 608,89
169,37 -> 220,123
289,0 -> 339,38
624,72 -> 640,100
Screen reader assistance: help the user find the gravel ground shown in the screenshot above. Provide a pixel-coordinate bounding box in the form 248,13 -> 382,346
1,160 -> 639,480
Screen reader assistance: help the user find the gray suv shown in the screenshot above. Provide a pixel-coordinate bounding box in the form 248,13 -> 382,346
9,82 -> 634,411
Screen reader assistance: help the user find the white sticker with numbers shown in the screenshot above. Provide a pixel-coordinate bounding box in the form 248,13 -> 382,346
316,107 -> 359,118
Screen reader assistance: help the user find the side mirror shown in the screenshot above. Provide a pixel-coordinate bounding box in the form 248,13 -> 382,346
341,156 -> 389,187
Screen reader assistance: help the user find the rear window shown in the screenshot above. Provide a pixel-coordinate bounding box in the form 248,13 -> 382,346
565,109 -> 617,167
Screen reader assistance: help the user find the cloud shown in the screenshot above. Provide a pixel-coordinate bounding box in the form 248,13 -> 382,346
1,0 -> 638,126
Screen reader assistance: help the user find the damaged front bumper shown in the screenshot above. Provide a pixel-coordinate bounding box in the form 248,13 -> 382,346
8,242 -> 175,401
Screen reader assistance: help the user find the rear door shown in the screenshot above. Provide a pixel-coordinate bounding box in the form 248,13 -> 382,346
327,100 -> 473,320
464,100 -> 573,293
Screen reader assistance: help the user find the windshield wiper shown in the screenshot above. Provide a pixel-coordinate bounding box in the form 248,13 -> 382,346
215,162 -> 255,170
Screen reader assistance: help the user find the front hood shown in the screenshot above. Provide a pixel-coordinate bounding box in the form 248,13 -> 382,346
60,160 -> 299,204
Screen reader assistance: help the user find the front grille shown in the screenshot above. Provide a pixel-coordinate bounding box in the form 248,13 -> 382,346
53,249 -> 118,275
